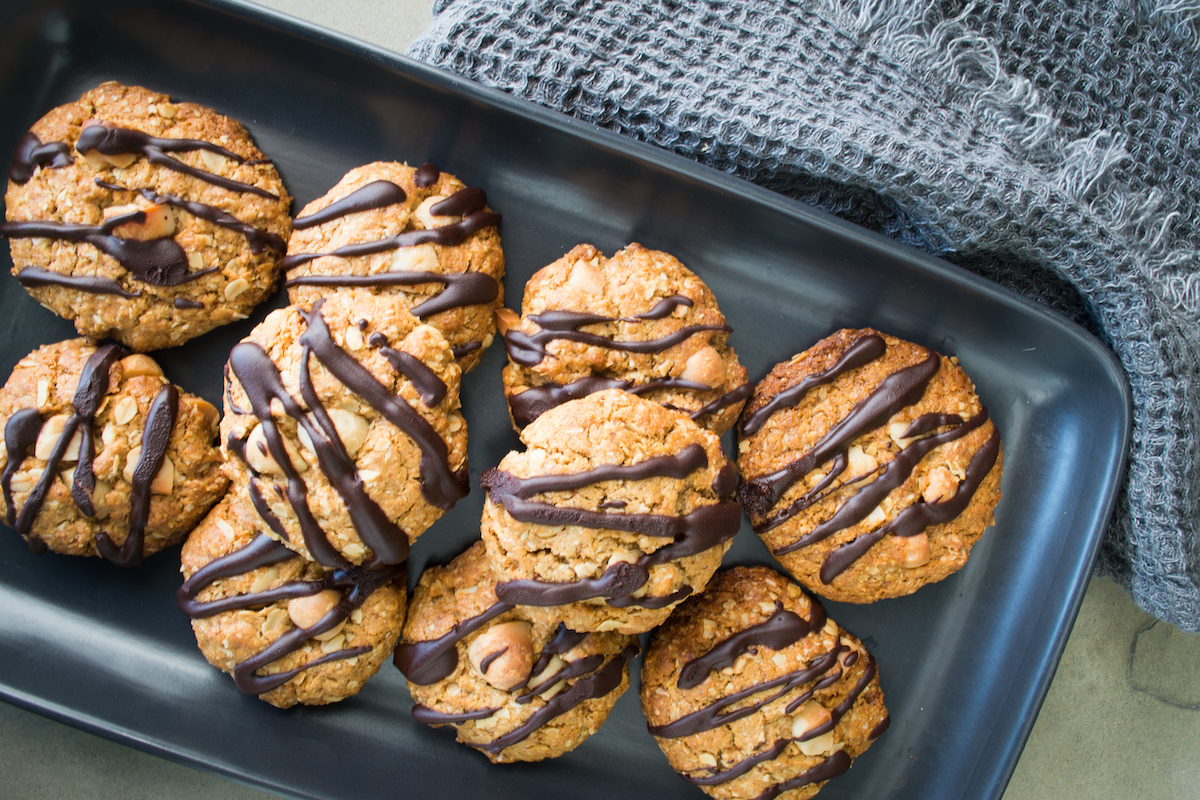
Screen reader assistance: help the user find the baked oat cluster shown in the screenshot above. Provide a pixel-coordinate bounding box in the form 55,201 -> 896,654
737,328 -> 1004,603
285,161 -> 505,372
499,243 -> 750,434
3,82 -> 292,351
0,338 -> 226,564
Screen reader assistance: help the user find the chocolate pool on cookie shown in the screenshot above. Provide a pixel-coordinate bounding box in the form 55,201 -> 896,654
3,82 -> 292,351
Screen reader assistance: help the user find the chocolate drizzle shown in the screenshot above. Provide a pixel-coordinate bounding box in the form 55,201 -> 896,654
508,376 -> 729,431
227,301 -> 466,567
740,350 -> 941,516
1,216 -> 215,287
367,332 -> 448,408
285,271 -> 500,319
1,344 -> 144,561
75,124 -> 279,199
94,383 -> 178,567
173,297 -> 204,309
16,267 -> 141,298
677,601 -> 823,690
394,600 -> 513,685
95,180 -> 286,254
482,444 -> 739,607
748,750 -> 852,800
177,532 -> 403,695
412,705 -> 500,724
10,132 -> 73,183
818,427 -> 1001,582
740,333 -> 887,438
649,644 -> 841,739
503,298 -> 730,367
475,643 -> 638,756
292,180 -> 407,230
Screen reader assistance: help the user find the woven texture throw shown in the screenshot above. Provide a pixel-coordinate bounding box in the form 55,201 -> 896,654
410,0 -> 1200,630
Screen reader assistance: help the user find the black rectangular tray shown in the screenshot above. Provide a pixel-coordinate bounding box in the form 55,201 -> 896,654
0,2 -> 1130,799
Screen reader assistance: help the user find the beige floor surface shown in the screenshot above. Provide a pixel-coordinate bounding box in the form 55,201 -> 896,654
3,1 -> 1198,798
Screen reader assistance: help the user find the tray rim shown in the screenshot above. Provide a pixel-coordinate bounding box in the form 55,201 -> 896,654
0,1 -> 1133,798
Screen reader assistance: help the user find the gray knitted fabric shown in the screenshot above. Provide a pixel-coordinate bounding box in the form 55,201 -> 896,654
410,0 -> 1200,630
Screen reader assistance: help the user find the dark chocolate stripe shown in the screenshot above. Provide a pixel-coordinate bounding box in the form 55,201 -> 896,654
504,304 -> 730,367
476,644 -> 638,755
430,186 -> 486,217
632,295 -> 694,320
497,444 -> 708,499
508,377 -> 716,429
740,350 -> 940,517
496,560 -> 650,606
3,344 -> 126,550
517,654 -> 603,703
2,410 -> 43,529
285,270 -> 499,320
691,383 -> 753,422
478,646 -> 509,675
606,585 -> 691,609
750,750 -> 852,800
94,383 -> 178,567
178,532 -> 403,696
96,180 -> 286,253
16,267 -> 141,298
9,132 -> 73,183
369,333 -> 448,408
298,301 -> 468,510
177,533 -> 301,617
685,738 -> 793,786
293,180 -> 407,229
393,600 -> 513,685
174,297 -> 204,309
281,210 -> 502,270
740,333 -> 887,437
648,645 -> 841,738
678,601 -> 822,690
412,705 -> 500,724
819,428 -> 1001,582
770,410 -> 987,544
515,623 -> 589,691
76,124 -> 279,199
451,341 -> 482,359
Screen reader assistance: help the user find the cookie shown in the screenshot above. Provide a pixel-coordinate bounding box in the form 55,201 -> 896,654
179,495 -> 406,708
640,567 -> 889,800
500,243 -> 750,434
283,161 -> 504,372
220,290 -> 469,568
737,328 -> 1003,603
480,389 -> 741,634
3,81 -> 292,351
0,338 -> 227,564
395,541 -> 638,763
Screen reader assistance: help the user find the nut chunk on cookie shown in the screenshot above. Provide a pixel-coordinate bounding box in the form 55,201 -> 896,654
395,541 -> 638,763
0,338 -> 227,564
284,161 -> 504,372
500,243 -> 751,434
220,290 -> 469,568
3,81 -> 292,351
737,328 -> 1003,603
179,496 -> 406,708
480,389 -> 741,634
641,567 -> 889,800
